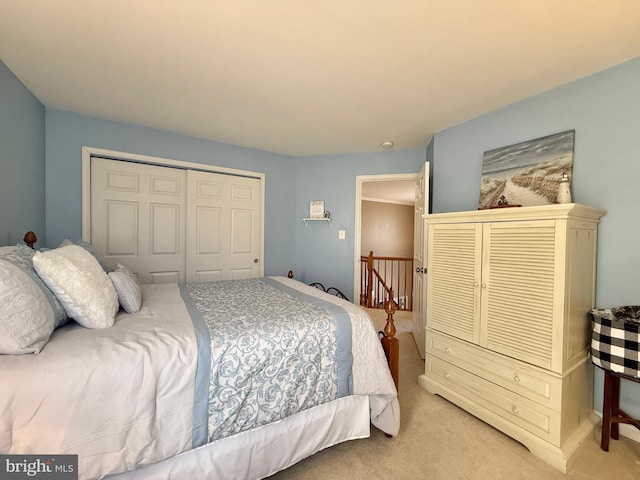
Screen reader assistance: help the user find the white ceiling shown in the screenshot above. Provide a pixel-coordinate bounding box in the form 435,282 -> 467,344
1,1 -> 640,156
362,180 -> 415,205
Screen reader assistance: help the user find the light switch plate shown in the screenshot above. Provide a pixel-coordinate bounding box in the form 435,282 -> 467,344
338,229 -> 346,240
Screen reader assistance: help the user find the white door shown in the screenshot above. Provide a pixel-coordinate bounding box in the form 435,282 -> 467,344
90,158 -> 187,284
412,161 -> 430,358
186,170 -> 261,281
90,158 -> 263,284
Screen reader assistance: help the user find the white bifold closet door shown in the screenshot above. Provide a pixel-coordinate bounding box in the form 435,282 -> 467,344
90,157 -> 261,284
185,169 -> 261,282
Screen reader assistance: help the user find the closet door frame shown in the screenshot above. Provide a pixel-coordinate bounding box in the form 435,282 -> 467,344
81,146 -> 265,277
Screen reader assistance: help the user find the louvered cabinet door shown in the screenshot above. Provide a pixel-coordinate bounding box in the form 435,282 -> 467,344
426,222 -> 482,344
480,220 -> 557,370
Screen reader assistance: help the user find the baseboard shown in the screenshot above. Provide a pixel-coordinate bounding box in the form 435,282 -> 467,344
595,412 -> 640,444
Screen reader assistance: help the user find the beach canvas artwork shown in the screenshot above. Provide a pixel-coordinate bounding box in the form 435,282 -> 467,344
478,130 -> 575,209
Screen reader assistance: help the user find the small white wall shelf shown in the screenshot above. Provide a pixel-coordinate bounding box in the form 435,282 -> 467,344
303,217 -> 331,226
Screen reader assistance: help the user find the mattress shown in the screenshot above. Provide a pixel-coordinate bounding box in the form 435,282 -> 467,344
1,277 -> 399,479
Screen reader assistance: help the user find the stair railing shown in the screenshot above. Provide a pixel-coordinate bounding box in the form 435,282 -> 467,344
360,251 -> 413,311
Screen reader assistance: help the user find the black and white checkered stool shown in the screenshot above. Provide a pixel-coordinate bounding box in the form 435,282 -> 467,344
590,307 -> 640,451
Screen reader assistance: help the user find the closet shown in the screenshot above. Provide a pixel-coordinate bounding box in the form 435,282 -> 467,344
418,203 -> 605,472
89,157 -> 262,284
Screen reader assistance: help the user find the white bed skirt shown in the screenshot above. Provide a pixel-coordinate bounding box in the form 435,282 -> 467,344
108,395 -> 371,480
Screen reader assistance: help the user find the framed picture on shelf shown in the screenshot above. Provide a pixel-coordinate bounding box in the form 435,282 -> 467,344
309,200 -> 325,219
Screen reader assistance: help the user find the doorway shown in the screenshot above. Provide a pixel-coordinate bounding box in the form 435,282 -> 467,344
354,162 -> 430,358
354,174 -> 417,307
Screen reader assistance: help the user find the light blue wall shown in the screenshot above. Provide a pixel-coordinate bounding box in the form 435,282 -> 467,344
431,56 -> 640,418
44,109 -> 297,276
0,60 -> 45,246
44,110 -> 424,282
294,151 -> 424,297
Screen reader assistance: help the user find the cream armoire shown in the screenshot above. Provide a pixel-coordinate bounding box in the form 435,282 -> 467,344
418,203 -> 605,472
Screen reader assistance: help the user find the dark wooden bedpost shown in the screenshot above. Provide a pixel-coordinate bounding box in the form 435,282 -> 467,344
381,290 -> 399,392
23,231 -> 37,249
366,251 -> 374,307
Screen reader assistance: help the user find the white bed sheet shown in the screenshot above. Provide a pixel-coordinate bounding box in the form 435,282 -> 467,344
109,395 -> 371,480
1,278 -> 399,480
1,284 -> 198,479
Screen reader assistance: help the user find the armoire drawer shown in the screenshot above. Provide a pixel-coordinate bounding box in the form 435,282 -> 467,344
425,355 -> 561,445
426,330 -> 562,411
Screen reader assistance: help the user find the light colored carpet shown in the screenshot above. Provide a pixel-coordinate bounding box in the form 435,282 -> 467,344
268,308 -> 640,479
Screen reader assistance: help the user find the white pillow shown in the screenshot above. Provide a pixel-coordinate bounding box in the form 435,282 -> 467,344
109,263 -> 142,313
115,262 -> 138,281
32,245 -> 118,329
0,259 -> 55,354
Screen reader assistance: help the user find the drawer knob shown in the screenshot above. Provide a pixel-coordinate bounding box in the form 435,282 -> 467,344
444,373 -> 450,380
513,375 -> 521,383
444,347 -> 450,354
512,406 -> 519,415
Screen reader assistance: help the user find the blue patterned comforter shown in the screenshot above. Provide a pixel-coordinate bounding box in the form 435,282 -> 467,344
180,277 -> 353,444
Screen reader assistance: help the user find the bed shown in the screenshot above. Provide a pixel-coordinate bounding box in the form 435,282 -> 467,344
0,239 -> 400,480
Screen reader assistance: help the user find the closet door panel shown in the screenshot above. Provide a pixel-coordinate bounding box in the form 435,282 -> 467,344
150,175 -> 182,196
230,209 -> 253,254
90,157 -> 262,285
91,158 -> 186,284
150,204 -> 181,254
191,205 -> 223,282
187,171 -> 261,282
231,183 -> 255,202
196,207 -> 222,255
105,201 -> 138,256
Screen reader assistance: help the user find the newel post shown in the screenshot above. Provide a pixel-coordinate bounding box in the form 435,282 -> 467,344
366,251 -> 374,308
381,289 -> 399,391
